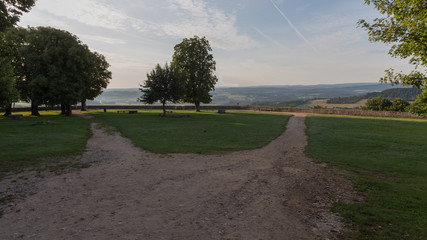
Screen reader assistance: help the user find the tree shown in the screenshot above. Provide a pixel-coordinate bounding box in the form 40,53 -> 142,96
0,0 -> 36,31
389,98 -> 410,112
358,0 -> 427,116
0,59 -> 18,115
407,90 -> 427,117
20,27 -> 87,115
362,97 -> 393,111
171,36 -> 218,112
1,26 -> 110,116
139,63 -> 184,116
0,27 -> 25,115
80,50 -> 111,111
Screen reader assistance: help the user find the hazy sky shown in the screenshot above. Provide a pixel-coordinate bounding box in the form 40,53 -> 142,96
19,0 -> 412,88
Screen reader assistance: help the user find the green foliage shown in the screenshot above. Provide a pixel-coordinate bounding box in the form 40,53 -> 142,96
90,110 -> 290,154
361,97 -> 410,112
306,116 -> 427,239
171,36 -> 218,111
23,27 -> 85,107
0,113 -> 92,173
0,59 -> 18,109
80,51 -> 111,104
0,0 -> 36,31
361,97 -> 392,111
327,88 -> 422,104
389,98 -> 410,112
1,27 -> 111,115
408,88 -> 427,117
138,63 -> 185,115
359,0 -> 427,116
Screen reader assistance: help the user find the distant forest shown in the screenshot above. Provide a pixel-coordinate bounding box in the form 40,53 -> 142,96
326,88 -> 422,104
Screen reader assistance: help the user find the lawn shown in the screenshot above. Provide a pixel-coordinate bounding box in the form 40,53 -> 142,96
90,110 -> 291,154
305,115 -> 427,240
0,112 -> 92,174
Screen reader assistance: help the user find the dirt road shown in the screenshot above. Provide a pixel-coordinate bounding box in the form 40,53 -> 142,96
0,113 -> 353,239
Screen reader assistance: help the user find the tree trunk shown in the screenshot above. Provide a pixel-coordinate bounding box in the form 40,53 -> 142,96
81,99 -> 87,111
61,104 -> 66,115
195,101 -> 201,112
65,104 -> 72,116
31,102 -> 40,116
162,102 -> 166,117
3,104 -> 12,116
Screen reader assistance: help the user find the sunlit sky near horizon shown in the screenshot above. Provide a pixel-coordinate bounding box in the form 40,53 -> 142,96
19,0 -> 413,88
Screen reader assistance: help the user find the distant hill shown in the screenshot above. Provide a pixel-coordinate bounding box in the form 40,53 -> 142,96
87,83 -> 402,106
326,88 -> 422,104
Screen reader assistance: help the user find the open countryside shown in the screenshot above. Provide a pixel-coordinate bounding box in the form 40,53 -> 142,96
1,0 -> 426,240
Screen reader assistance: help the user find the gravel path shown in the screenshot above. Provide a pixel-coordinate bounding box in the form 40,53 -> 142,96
0,113 -> 354,239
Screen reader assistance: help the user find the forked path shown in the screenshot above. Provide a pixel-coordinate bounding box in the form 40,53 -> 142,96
0,113 -> 354,239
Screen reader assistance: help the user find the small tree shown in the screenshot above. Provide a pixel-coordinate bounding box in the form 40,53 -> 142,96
407,89 -> 427,117
171,36 -> 218,112
389,98 -> 410,112
362,97 -> 392,111
139,63 -> 184,116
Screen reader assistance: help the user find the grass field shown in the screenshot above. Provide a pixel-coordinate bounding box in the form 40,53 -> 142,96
0,112 -> 92,174
89,110 -> 291,154
308,99 -> 368,109
305,115 -> 427,240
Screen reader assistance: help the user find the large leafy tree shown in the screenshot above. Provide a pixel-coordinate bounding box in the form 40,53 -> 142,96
22,27 -> 87,115
0,0 -> 36,31
139,63 -> 184,116
358,0 -> 427,116
1,26 -> 110,116
171,36 -> 218,112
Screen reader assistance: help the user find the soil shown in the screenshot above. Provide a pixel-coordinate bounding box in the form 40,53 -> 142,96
0,113 -> 356,239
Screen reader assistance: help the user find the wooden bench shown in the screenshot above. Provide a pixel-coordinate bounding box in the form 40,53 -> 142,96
218,109 -> 226,114
7,114 -> 23,120
129,110 -> 138,114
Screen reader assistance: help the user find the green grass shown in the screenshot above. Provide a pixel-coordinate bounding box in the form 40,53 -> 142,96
89,110 -> 290,154
0,112 -> 92,173
305,115 -> 427,240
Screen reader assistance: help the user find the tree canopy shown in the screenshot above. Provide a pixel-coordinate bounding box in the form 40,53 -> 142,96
139,63 -> 184,116
171,36 -> 218,112
0,0 -> 36,31
359,0 -> 427,116
1,26 -> 111,116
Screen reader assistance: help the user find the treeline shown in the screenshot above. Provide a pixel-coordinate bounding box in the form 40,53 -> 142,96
0,1 -> 111,116
327,88 -> 422,104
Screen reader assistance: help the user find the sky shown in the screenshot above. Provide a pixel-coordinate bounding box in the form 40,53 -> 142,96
19,0 -> 413,88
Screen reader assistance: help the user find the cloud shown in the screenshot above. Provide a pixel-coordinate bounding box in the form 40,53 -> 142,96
33,0 -> 148,31
30,0 -> 256,51
270,0 -> 318,53
253,27 -> 289,51
161,0 -> 258,50
78,34 -> 127,45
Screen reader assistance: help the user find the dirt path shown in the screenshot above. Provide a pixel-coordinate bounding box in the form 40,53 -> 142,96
0,113 -> 354,239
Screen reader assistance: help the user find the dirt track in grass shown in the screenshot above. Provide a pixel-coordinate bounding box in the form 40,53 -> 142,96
0,113 -> 355,239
